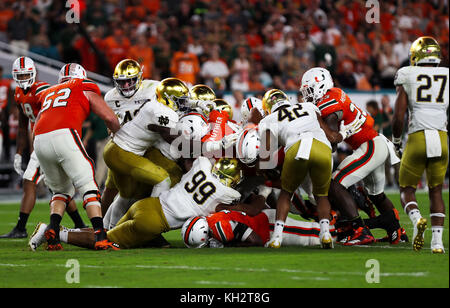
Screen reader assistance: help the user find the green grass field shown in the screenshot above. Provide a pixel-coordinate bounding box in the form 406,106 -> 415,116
0,192 -> 448,288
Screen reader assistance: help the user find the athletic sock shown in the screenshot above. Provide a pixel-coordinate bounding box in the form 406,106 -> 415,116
408,209 -> 422,225
59,229 -> 68,243
431,226 -> 444,247
49,213 -> 62,231
16,212 -> 29,231
90,216 -> 104,231
319,219 -> 330,234
67,209 -> 86,228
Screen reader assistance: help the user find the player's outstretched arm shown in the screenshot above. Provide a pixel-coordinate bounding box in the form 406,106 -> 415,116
85,91 -> 120,134
392,85 -> 408,140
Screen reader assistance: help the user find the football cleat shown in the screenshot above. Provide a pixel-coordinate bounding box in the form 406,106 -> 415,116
376,227 -> 409,244
0,226 -> 28,239
342,226 -> 375,246
412,217 -> 427,252
29,222 -> 47,251
431,245 -> 445,254
44,227 -> 63,251
320,231 -> 334,249
94,239 -> 120,251
265,235 -> 282,248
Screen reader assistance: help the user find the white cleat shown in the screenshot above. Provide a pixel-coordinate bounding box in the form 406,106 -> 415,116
412,217 -> 427,252
29,222 -> 47,251
320,231 -> 334,249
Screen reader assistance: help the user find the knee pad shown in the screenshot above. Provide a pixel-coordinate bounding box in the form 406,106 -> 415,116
50,193 -> 72,207
83,190 -> 101,209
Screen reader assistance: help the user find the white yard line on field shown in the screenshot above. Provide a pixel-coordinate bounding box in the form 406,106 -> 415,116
0,262 -> 430,278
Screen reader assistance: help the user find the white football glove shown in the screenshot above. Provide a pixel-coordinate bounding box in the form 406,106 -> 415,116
339,111 -> 366,140
14,154 -> 24,176
221,132 -> 240,149
193,100 -> 216,114
392,136 -> 403,158
208,238 -> 224,248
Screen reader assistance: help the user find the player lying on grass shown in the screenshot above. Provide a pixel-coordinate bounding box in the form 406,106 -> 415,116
29,157 -> 256,250
182,208 -> 337,248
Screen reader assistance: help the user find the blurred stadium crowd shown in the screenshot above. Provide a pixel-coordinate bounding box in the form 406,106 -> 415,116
0,0 -> 449,191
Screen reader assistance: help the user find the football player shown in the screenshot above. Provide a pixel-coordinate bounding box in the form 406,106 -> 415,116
392,36 -> 449,253
177,84 -> 215,142
103,77 -> 188,200
102,59 -> 174,230
300,67 -> 403,245
32,63 -> 120,250
1,57 -> 87,239
240,96 -> 264,125
30,157 -> 244,250
182,208 -> 337,248
258,89 -> 337,249
201,98 -> 242,156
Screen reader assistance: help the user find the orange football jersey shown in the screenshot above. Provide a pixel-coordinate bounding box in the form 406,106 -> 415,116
0,78 -> 13,110
14,81 -> 50,130
207,210 -> 270,244
34,79 -> 101,137
316,87 -> 378,150
201,109 -> 239,143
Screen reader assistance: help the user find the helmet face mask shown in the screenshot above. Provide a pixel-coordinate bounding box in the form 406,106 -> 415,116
181,216 -> 210,248
300,67 -> 333,104
113,59 -> 143,97
156,78 -> 190,112
12,56 -> 36,90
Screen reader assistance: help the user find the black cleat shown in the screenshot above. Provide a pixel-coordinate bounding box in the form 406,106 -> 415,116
0,227 -> 28,239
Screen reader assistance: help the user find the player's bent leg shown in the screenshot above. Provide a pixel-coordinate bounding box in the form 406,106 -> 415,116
104,140 -> 170,187
107,197 -> 170,249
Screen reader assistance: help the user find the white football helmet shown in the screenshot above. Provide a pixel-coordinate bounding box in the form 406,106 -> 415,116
300,67 -> 334,104
181,216 -> 210,248
240,97 -> 263,124
236,125 -> 260,165
58,63 -> 87,83
178,112 -> 210,140
12,56 -> 36,90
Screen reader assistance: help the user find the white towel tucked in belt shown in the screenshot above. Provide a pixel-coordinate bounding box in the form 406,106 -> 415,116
295,132 -> 313,160
424,129 -> 442,158
379,134 -> 401,165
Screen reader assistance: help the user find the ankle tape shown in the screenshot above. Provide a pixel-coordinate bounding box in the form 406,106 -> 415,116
404,201 -> 418,214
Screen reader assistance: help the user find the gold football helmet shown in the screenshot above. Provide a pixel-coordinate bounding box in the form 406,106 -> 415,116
211,158 -> 242,188
113,59 -> 143,97
213,99 -> 233,119
190,84 -> 216,116
262,89 -> 289,114
156,78 -> 190,111
409,36 -> 441,66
